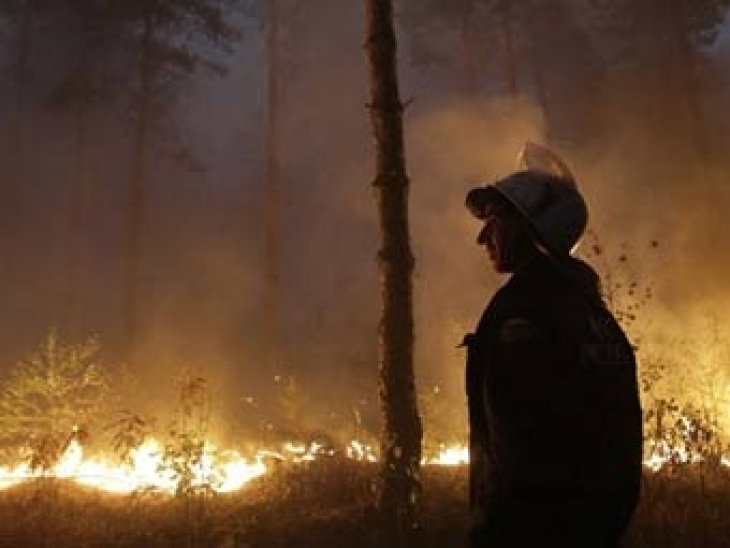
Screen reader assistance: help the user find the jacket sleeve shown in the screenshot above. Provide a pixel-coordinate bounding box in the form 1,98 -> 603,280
463,333 -> 493,510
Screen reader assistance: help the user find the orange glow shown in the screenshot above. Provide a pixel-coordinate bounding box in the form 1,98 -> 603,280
0,438 -> 266,494
2,434 -> 727,494
424,444 -> 469,466
0,437 -> 380,494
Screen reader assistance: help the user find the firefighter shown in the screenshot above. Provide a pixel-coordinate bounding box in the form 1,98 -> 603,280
463,147 -> 642,547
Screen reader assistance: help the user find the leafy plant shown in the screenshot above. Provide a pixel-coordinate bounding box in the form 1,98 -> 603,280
160,371 -> 219,497
643,314 -> 730,469
579,230 -> 656,336
0,332 -> 110,471
106,409 -> 154,466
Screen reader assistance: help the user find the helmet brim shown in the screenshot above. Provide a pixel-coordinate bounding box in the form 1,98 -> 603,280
465,186 -> 505,219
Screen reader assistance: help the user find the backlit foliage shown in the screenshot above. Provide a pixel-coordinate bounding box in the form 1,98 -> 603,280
0,333 -> 110,471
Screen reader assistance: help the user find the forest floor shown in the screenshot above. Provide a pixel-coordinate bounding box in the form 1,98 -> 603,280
1,459 -> 729,547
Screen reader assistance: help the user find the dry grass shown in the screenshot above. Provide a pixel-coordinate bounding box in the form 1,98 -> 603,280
0,461 -> 728,548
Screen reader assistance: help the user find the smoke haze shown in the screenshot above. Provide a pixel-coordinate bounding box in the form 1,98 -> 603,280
0,0 -> 729,439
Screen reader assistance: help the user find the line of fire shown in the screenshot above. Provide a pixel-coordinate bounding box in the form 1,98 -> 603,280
1,1 -> 730,547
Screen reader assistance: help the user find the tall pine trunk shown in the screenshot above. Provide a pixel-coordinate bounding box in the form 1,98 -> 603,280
500,0 -> 518,96
123,17 -> 154,358
668,0 -> 719,239
364,0 -> 422,530
68,101 -> 88,325
7,0 -> 33,209
457,13 -> 482,101
670,0 -> 711,163
264,0 -> 281,371
524,13 -> 552,139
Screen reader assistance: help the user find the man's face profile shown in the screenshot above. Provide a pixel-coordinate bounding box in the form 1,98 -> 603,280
477,202 -> 532,274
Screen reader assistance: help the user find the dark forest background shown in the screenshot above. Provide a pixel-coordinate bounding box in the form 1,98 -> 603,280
1,0 -> 729,439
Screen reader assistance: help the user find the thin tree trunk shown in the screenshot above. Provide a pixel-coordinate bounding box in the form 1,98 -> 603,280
457,13 -> 481,101
671,0 -> 711,163
123,17 -> 154,358
364,0 -> 422,531
7,0 -> 33,209
668,1 -> 721,238
68,102 -> 88,325
523,5 -> 552,138
264,0 -> 281,371
500,0 -> 518,96
457,12 -> 492,135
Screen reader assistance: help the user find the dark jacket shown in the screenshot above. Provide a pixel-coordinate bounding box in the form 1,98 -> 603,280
465,255 -> 642,547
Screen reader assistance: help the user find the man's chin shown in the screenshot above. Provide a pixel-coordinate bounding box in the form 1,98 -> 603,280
486,258 -> 506,274
491,259 -> 513,274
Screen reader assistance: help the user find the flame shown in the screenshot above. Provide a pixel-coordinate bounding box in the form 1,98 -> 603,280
644,441 -> 687,473
0,438 -> 267,494
0,437 -> 380,494
422,442 -> 730,471
346,440 -> 377,462
2,432 -> 728,494
0,462 -> 33,490
424,444 -> 469,466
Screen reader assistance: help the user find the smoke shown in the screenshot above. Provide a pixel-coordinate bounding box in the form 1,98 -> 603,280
403,82 -> 730,435
406,95 -> 547,400
1,0 -> 730,443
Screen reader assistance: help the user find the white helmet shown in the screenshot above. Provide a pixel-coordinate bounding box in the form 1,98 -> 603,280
466,142 -> 588,256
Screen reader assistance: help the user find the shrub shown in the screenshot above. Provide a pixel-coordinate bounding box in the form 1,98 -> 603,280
0,333 -> 111,471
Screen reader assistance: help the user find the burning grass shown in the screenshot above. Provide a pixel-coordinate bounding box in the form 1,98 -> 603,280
1,461 -> 730,547
1,308 -> 729,547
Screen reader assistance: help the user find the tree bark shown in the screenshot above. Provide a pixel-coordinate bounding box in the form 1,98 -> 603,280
6,0 -> 33,209
457,11 -> 482,101
670,0 -> 711,163
264,0 -> 281,372
123,16 -> 154,358
529,45 -> 549,118
364,0 -> 423,531
68,101 -> 88,325
524,11 -> 552,138
500,0 -> 518,96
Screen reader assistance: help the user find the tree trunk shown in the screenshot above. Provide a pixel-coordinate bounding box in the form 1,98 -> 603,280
6,0 -> 33,209
525,16 -> 552,139
500,0 -> 518,96
670,0 -> 711,163
364,0 -> 423,531
68,101 -> 88,325
457,12 -> 482,101
667,0 -> 720,237
123,17 -> 154,358
264,0 -> 281,371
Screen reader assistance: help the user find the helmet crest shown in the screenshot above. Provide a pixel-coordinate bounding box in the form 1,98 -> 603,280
516,141 -> 575,184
